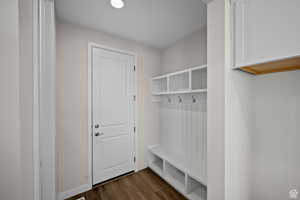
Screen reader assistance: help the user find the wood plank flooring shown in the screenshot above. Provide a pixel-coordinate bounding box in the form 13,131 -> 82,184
66,168 -> 186,200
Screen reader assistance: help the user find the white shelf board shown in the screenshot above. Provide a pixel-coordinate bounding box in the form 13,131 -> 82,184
152,65 -> 207,80
153,89 -> 207,96
188,167 -> 207,186
190,65 -> 207,71
148,145 -> 207,187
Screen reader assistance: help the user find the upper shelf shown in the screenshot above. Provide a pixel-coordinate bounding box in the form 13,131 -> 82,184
152,65 -> 207,95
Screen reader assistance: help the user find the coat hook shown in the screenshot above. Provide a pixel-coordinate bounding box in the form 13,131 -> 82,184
168,96 -> 171,103
192,96 -> 196,103
178,96 -> 182,103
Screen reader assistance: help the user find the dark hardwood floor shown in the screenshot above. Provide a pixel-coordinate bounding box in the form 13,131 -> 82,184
66,168 -> 186,200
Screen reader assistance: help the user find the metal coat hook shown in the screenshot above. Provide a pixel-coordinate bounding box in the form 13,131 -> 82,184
192,96 -> 196,103
167,96 -> 171,103
178,96 -> 182,103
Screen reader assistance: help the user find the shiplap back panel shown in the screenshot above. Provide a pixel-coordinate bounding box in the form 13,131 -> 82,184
159,93 -> 207,175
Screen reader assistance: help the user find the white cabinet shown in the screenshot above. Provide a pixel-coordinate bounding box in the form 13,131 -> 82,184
232,0 -> 300,68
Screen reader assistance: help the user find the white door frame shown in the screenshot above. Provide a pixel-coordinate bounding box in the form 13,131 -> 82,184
33,0 -> 40,199
87,42 -> 138,187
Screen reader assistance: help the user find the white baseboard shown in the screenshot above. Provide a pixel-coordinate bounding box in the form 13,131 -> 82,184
57,184 -> 91,200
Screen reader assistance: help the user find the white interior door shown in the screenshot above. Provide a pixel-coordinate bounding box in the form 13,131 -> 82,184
92,47 -> 135,185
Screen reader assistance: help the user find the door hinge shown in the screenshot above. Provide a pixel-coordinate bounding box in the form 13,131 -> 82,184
134,126 -> 136,133
133,65 -> 136,71
134,156 -> 136,163
133,95 -> 136,101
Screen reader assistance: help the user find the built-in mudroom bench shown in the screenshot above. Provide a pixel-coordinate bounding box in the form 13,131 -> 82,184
148,65 -> 207,200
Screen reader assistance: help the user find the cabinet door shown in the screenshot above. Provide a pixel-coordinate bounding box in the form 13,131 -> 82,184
232,0 -> 300,68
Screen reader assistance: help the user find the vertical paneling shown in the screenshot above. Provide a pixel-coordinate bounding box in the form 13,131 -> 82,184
159,94 -> 207,177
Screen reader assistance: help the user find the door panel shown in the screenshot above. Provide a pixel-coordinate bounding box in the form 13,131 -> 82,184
92,47 -> 135,185
94,58 -> 127,126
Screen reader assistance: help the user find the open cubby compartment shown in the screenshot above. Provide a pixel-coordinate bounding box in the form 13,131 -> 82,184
191,67 -> 207,90
148,151 -> 164,177
186,175 -> 207,200
152,76 -> 168,94
169,71 -> 190,92
164,161 -> 187,194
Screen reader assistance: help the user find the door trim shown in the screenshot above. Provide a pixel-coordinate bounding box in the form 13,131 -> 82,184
87,42 -> 138,188
33,0 -> 40,199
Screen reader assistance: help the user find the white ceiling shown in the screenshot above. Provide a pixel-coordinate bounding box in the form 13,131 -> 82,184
55,0 -> 207,49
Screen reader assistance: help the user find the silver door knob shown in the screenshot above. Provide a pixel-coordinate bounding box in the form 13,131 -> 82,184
95,124 -> 100,128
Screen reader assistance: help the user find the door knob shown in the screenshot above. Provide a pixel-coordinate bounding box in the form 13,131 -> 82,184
95,132 -> 103,137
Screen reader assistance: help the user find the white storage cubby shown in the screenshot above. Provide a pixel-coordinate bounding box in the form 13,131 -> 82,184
152,76 -> 168,94
148,145 -> 207,199
152,65 -> 207,95
165,162 -> 186,194
186,175 -> 207,200
148,151 -> 164,177
191,67 -> 207,90
169,71 -> 189,92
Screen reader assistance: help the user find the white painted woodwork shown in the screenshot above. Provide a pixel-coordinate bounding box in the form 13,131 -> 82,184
152,65 -> 207,95
92,47 -> 135,185
39,0 -> 56,199
232,0 -> 300,68
148,145 -> 207,200
148,65 -> 207,200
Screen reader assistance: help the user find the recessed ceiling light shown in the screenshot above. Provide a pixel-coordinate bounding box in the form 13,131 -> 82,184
110,0 -> 124,9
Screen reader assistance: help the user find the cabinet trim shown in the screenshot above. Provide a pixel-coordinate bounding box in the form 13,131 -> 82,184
239,55 -> 300,75
232,0 -> 248,67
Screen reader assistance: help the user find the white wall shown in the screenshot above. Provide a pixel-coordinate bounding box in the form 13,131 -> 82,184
226,70 -> 253,200
226,68 -> 300,200
0,0 -> 22,200
252,71 -> 300,200
19,0 -> 34,199
207,0 -> 226,199
56,21 -> 161,193
160,27 -> 207,74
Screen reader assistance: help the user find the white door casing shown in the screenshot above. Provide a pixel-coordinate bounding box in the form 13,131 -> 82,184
92,46 -> 136,185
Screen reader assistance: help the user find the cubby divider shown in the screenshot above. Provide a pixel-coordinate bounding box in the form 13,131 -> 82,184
148,151 -> 164,177
164,162 -> 187,194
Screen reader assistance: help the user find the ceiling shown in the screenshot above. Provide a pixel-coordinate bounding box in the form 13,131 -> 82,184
55,0 -> 207,49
